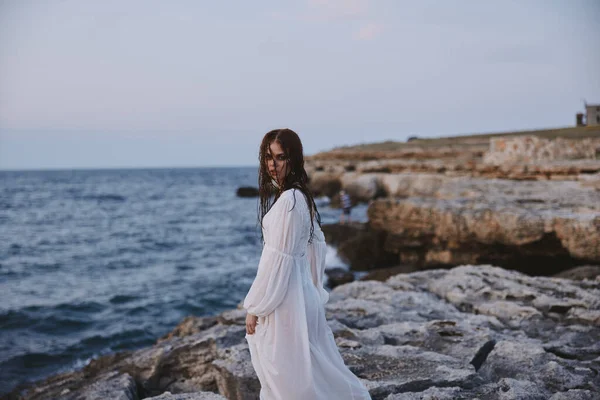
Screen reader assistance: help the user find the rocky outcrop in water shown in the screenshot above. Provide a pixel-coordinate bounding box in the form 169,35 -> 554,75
367,192 -> 600,273
321,223 -> 398,271
306,131 -> 600,273
5,265 -> 599,399
235,187 -> 259,198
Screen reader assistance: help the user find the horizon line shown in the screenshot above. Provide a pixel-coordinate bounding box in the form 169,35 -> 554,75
0,164 -> 259,173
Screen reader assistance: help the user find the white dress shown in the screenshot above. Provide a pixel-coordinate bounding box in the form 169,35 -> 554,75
243,188 -> 372,400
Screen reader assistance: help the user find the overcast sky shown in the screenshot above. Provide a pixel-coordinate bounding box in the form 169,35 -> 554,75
1,0 -> 599,170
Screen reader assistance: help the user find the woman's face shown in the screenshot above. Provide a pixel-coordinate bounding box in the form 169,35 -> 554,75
265,141 -> 289,185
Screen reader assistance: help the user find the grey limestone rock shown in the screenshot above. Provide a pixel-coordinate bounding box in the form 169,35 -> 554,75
8,265 -> 600,400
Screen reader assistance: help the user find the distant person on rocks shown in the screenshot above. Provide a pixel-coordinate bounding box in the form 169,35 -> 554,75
339,189 -> 352,224
243,128 -> 372,400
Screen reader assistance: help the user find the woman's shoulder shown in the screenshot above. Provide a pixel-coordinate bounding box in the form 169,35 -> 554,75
277,189 -> 309,212
281,187 -> 300,197
276,189 -> 296,206
282,188 -> 310,203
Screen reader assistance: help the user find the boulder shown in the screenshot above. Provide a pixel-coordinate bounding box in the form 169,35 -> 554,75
235,187 -> 259,198
307,171 -> 342,197
340,173 -> 385,202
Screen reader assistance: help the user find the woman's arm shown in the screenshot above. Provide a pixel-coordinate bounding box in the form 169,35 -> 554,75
243,191 -> 304,317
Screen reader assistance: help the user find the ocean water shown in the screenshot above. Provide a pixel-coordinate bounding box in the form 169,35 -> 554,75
0,167 -> 367,394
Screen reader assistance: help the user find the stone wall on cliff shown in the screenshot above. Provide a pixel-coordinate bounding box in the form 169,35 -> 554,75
483,135 -> 600,165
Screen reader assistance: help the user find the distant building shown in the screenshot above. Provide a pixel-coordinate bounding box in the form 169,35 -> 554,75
586,104 -> 600,126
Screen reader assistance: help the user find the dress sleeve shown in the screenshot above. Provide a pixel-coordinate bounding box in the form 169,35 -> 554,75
307,222 -> 330,305
243,191 -> 305,317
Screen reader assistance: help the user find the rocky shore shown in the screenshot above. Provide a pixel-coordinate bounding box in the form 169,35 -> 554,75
306,130 -> 600,277
4,265 -> 599,399
5,128 -> 600,399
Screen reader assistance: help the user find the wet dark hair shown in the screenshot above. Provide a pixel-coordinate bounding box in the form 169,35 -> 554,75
258,128 -> 322,243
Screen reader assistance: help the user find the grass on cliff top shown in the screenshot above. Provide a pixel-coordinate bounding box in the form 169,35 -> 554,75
329,125 -> 600,152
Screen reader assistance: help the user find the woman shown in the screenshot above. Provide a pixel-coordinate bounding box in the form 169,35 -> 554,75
243,128 -> 372,400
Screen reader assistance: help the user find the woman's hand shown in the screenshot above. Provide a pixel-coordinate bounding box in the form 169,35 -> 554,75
246,313 -> 258,335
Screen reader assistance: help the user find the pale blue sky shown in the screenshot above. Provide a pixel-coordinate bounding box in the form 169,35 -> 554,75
1,0 -> 599,170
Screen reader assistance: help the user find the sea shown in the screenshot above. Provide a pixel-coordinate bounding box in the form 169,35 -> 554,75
0,167 -> 368,395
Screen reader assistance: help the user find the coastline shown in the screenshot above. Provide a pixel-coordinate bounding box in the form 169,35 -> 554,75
4,127 -> 600,399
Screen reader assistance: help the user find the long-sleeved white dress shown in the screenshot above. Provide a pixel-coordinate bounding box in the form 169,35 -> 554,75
243,188 -> 372,400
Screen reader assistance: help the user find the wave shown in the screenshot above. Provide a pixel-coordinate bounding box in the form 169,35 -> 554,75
108,294 -> 138,305
79,194 -> 126,202
0,308 -> 95,333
